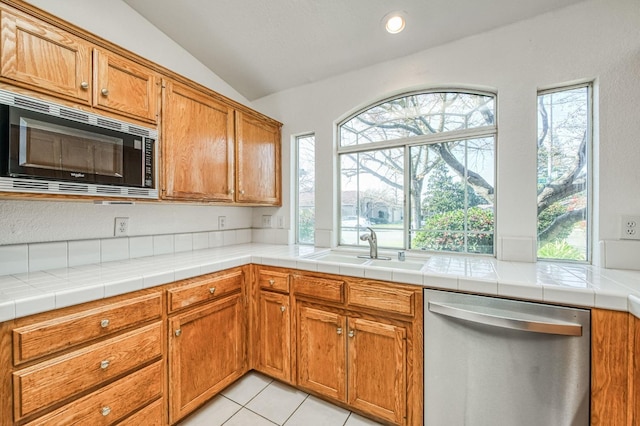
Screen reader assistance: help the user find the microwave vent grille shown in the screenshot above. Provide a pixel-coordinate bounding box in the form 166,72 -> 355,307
0,177 -> 158,199
59,108 -> 90,123
127,188 -> 150,196
13,96 -> 50,114
11,179 -> 49,191
128,126 -> 150,138
58,183 -> 89,193
96,186 -> 123,195
96,117 -> 122,131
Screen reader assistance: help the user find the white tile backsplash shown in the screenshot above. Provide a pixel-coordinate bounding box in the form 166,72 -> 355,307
153,234 -> 175,255
174,233 -> 193,253
129,236 -> 154,258
0,229 -> 258,276
0,244 -> 28,275
29,242 -> 68,272
193,232 -> 209,250
68,240 -> 101,267
101,238 -> 129,262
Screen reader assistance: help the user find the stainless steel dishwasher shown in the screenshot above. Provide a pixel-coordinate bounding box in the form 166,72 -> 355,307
424,289 -> 590,426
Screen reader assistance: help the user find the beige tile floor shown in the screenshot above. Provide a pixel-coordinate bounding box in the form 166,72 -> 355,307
179,371 -> 383,426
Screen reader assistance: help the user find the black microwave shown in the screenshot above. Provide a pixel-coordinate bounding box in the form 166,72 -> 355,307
0,90 -> 157,199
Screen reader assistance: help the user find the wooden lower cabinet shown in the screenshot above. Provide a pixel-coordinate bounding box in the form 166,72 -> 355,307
632,314 -> 640,426
347,317 -> 406,424
168,293 -> 246,424
297,303 -> 408,425
297,304 -> 346,401
255,290 -> 291,382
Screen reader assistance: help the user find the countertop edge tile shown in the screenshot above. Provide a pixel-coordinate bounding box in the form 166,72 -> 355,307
2,243 -> 640,321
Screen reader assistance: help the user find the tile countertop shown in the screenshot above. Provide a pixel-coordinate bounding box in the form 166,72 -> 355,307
0,243 -> 639,323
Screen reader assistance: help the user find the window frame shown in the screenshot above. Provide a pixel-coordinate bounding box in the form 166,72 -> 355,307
337,88 -> 497,255
536,82 -> 593,263
295,132 -> 316,245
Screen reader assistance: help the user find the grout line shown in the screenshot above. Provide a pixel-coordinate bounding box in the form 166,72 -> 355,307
281,394 -> 309,425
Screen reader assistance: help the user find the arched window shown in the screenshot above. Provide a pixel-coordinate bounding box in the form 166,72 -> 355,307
338,90 -> 496,254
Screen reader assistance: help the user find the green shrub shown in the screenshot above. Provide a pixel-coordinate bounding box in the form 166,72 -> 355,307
412,207 -> 493,253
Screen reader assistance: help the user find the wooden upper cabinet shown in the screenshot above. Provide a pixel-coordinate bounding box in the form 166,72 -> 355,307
93,48 -> 158,123
162,79 -> 235,202
0,6 -> 92,103
235,111 -> 281,205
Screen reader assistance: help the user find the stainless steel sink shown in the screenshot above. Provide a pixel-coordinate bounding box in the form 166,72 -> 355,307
305,252 -> 369,264
305,251 -> 426,271
367,258 -> 425,271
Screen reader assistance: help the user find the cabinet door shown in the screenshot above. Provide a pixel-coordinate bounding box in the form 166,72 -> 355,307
162,80 -> 234,201
256,291 -> 290,382
347,317 -> 406,425
297,304 -> 346,401
168,294 -> 245,423
235,111 -> 281,205
0,7 -> 91,103
634,315 -> 640,424
94,49 -> 158,122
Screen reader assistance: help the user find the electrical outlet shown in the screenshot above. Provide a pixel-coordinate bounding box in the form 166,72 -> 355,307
276,215 -> 285,228
262,215 -> 272,228
621,215 -> 640,240
218,216 -> 226,229
114,217 -> 129,236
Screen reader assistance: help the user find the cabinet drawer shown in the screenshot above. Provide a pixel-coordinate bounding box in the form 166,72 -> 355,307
168,270 -> 243,312
293,275 -> 344,304
13,293 -> 162,365
258,269 -> 290,293
24,360 -> 163,426
347,282 -> 414,316
13,322 -> 162,420
117,398 -> 164,426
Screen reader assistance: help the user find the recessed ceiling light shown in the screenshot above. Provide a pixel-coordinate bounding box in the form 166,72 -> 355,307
383,12 -> 406,34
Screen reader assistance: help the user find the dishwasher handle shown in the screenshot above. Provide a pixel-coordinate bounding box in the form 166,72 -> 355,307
428,301 -> 582,336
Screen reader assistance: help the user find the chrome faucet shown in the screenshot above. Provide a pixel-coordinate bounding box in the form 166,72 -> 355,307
359,227 -> 379,259
358,228 -> 391,260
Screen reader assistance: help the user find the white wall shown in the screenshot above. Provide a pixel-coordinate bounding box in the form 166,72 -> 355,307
253,0 -> 640,264
0,0 -> 259,245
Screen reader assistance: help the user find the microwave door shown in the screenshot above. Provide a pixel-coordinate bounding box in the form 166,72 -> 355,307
14,116 -> 125,183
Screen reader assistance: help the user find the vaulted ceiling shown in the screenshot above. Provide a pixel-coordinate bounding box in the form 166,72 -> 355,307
124,0 -> 588,101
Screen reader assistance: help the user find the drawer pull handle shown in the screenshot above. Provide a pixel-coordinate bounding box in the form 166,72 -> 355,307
280,305 -> 286,313
80,81 -> 89,89
269,279 -> 275,286
100,319 -> 110,328
175,329 -> 182,337
100,360 -> 110,370
337,327 -> 343,335
209,287 -> 216,294
101,406 -> 111,416
348,330 -> 355,338
101,88 -> 109,96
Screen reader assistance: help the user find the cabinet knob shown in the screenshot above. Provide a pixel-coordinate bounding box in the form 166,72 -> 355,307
337,327 -> 343,335
269,279 -> 275,286
175,329 -> 182,337
229,189 -> 235,195
80,81 -> 89,89
239,190 -> 245,195
100,319 -> 110,328
348,330 -> 355,338
100,360 -> 110,370
101,406 -> 111,416
101,88 -> 109,96
209,287 -> 216,294
280,305 -> 286,313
